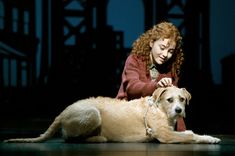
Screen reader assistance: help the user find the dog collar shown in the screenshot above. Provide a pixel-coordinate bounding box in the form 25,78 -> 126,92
147,96 -> 154,106
147,96 -> 159,107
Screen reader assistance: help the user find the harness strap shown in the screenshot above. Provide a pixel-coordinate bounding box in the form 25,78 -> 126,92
144,96 -> 157,137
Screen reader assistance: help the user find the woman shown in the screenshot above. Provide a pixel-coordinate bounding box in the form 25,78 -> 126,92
116,21 -> 186,131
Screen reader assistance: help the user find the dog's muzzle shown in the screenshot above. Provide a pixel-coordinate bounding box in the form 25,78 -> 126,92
175,107 -> 182,114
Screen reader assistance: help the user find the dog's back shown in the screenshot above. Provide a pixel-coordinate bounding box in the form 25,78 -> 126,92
63,97 -> 152,142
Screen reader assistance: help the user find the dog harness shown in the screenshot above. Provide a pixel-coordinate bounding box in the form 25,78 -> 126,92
144,96 -> 158,137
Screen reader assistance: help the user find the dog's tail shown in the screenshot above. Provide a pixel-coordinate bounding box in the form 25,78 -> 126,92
4,115 -> 62,143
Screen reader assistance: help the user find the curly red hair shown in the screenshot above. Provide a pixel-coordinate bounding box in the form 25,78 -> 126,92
131,21 -> 184,77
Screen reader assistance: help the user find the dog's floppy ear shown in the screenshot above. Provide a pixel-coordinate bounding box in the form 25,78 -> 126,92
152,87 -> 167,103
181,88 -> 191,105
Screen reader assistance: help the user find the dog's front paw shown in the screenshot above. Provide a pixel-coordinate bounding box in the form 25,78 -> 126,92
206,135 -> 221,144
196,135 -> 221,144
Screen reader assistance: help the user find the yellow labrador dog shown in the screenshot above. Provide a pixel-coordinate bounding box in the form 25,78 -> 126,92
4,86 -> 221,143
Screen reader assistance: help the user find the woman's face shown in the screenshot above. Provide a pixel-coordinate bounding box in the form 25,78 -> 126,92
149,38 -> 176,65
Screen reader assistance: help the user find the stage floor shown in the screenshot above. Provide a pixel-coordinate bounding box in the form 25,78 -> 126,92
0,118 -> 235,156
1,135 -> 235,156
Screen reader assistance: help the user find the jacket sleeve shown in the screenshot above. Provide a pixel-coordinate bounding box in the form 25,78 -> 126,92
122,55 -> 157,99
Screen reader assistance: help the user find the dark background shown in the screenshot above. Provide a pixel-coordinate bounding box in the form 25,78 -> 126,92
0,0 -> 235,135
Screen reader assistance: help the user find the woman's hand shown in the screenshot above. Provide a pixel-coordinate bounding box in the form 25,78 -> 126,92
157,78 -> 173,87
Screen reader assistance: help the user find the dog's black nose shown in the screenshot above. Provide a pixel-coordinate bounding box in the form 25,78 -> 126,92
175,107 -> 182,113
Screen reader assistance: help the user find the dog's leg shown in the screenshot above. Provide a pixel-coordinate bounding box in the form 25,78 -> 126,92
85,136 -> 108,143
61,105 -> 107,142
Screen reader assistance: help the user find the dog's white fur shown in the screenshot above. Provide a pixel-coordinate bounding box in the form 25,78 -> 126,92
4,86 -> 221,143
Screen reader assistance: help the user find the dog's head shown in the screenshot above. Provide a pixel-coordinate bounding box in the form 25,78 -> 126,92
152,86 -> 191,119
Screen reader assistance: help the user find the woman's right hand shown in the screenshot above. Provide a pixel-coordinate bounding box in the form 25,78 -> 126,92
157,78 -> 173,87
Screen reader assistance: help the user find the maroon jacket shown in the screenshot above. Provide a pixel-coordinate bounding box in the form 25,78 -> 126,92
116,54 -> 178,100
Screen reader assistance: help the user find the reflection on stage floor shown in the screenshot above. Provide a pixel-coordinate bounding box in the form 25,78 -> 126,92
1,135 -> 235,156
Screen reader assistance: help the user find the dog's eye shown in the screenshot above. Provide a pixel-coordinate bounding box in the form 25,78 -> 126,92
179,97 -> 185,102
167,98 -> 173,103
